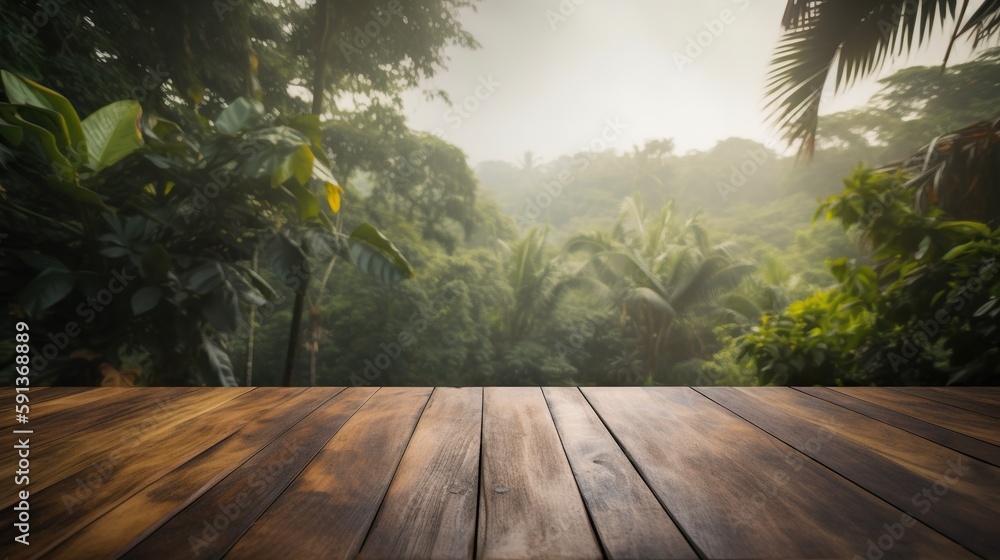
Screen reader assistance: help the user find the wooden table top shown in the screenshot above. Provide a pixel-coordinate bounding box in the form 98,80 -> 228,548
2,386 -> 999,559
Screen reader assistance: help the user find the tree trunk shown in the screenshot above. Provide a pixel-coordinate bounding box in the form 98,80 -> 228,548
307,257 -> 339,387
283,0 -> 333,387
282,275 -> 308,387
310,0 -> 333,115
245,249 -> 257,386
308,307 -> 320,387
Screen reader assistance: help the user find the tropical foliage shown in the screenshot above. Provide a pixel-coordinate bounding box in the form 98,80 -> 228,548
0,72 -> 409,385
1,0 -> 998,388
741,167 -> 999,386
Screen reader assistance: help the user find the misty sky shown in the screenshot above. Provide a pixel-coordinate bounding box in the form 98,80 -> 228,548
400,0 -> 979,165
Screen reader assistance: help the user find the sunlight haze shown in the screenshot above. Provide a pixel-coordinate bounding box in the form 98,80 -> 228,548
402,0 -> 981,164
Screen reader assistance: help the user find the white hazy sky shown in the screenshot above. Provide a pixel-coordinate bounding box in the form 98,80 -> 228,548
400,0 -> 980,165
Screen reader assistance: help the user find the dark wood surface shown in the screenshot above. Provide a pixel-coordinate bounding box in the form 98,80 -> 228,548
2,387 -> 998,559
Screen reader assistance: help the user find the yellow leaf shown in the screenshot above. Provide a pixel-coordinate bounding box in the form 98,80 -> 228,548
164,181 -> 175,195
294,145 -> 314,186
325,182 -> 343,213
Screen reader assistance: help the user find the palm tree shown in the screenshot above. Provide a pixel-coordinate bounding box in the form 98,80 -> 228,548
498,227 -> 564,342
565,196 -> 753,384
767,0 -> 999,158
767,0 -> 1000,221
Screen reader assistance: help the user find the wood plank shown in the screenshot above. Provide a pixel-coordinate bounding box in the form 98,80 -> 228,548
477,387 -> 602,560
0,385 -> 47,402
358,387 -> 482,560
0,388 -> 132,430
44,388 -> 343,560
800,387 -> 1000,468
543,387 -> 697,560
9,386 -> 83,405
0,388 -> 196,461
925,387 -> 1000,405
222,387 -> 432,560
833,387 -> 1000,447
586,387 -> 974,559
892,387 -> 1000,419
0,388 -> 249,508
120,386 -> 378,560
1,388 -> 301,558
701,387 -> 999,558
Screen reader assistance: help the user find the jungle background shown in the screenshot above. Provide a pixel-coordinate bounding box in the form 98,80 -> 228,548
1,0 -> 998,387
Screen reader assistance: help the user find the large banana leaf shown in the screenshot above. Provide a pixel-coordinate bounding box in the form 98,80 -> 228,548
1,70 -> 86,154
81,100 -> 144,172
215,97 -> 265,135
349,223 -> 415,283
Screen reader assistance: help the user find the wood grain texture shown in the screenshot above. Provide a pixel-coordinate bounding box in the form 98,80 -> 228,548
0,386 -> 46,400
542,387 -> 697,560
799,387 -> 1000,467
588,387 -> 974,559
892,387 -> 1000,419
8,386 -> 82,405
0,387 -> 126,429
833,386 -> 1000,446
121,386 -> 377,560
223,387 -> 431,560
44,388 -> 342,560
701,387 -> 999,558
0,388 -> 248,509
2,388 -> 298,559
358,387 -> 482,560
477,387 -> 602,560
9,387 -> 1000,559
0,388 -> 195,462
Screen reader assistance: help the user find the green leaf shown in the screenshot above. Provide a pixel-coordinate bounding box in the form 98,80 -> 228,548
82,100 -> 144,172
974,298 -> 997,318
935,221 -> 992,236
348,223 -> 415,282
914,236 -> 931,260
1,70 -> 86,154
0,116 -> 23,146
942,243 -> 974,261
229,272 -> 267,306
148,116 -> 183,140
141,244 -> 171,283
1,108 -> 73,177
200,335 -> 237,386
235,264 -> 280,301
285,181 -> 320,220
215,97 -> 264,134
0,103 -> 71,153
265,232 -> 307,279
18,269 -> 75,316
202,287 -> 240,332
131,286 -> 162,316
186,262 -> 226,294
277,114 -> 323,153
272,143 -> 314,187
239,127 -> 309,181
11,250 -> 70,272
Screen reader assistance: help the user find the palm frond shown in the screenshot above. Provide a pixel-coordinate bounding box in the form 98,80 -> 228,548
564,232 -> 612,255
670,259 -> 755,312
627,286 -> 677,321
962,0 -> 1000,47
767,0 -> 961,158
